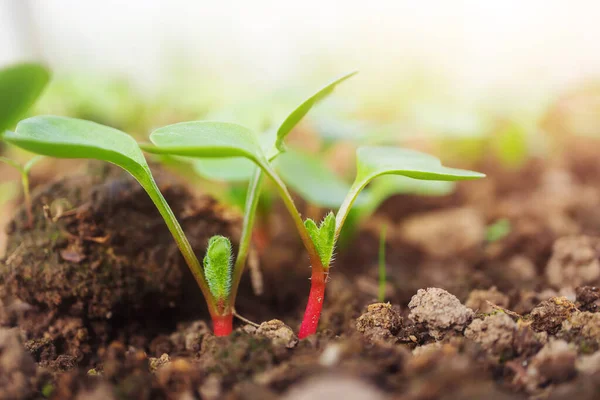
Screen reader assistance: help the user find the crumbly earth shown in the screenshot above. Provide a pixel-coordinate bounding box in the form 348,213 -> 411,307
2,139 -> 600,399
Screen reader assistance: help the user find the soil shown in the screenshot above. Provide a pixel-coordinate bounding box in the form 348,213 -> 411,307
1,141 -> 600,399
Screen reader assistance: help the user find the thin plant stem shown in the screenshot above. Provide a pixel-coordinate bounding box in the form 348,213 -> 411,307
139,174 -> 217,313
378,224 -> 387,303
21,171 -> 33,227
230,167 -> 264,306
258,161 -> 324,271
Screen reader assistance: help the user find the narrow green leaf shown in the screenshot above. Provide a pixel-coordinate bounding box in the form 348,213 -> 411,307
0,63 -> 50,133
193,157 -> 256,182
304,212 -> 336,268
203,235 -> 233,299
275,71 -> 357,152
146,121 -> 267,165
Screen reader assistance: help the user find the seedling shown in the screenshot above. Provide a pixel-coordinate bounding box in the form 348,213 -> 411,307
4,116 -> 234,335
0,155 -> 44,227
140,75 -> 485,338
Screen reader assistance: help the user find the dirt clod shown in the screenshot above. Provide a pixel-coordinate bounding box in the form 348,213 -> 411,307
283,375 -> 385,400
408,288 -> 474,340
546,236 -> 600,289
530,297 -> 577,334
0,328 -> 37,400
465,287 -> 510,314
255,319 -> 298,348
465,312 -> 517,356
575,286 -> 600,312
355,303 -> 403,342
560,311 -> 600,353
525,339 -> 577,392
400,207 -> 485,259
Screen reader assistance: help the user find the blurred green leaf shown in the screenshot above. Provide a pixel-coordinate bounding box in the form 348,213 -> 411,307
485,218 -> 512,242
193,157 -> 256,182
0,63 -> 50,133
491,122 -> 528,168
276,149 -> 359,208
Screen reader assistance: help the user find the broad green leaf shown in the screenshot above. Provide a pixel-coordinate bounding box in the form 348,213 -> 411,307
203,235 -> 233,299
146,121 -> 267,165
275,71 -> 357,153
5,116 -> 149,176
276,149 -> 361,208
355,146 -> 485,183
193,157 -> 256,182
0,63 -> 50,133
304,212 -> 336,268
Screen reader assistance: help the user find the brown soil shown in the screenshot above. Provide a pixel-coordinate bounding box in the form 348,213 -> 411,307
1,144 -> 600,399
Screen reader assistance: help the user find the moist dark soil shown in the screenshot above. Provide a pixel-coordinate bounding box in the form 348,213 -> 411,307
2,143 -> 600,399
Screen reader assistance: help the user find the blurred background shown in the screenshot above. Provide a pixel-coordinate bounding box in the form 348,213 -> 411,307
2,0 -> 600,253
2,1 -> 600,118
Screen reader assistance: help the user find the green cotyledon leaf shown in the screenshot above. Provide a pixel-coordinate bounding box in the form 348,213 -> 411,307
5,116 -> 149,177
203,235 -> 233,299
304,212 -> 336,268
144,121 -> 267,166
335,146 -> 485,235
0,63 -> 50,133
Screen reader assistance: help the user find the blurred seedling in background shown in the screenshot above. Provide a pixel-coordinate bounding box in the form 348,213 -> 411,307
0,62 -> 50,227
378,224 -> 387,303
0,155 -> 44,227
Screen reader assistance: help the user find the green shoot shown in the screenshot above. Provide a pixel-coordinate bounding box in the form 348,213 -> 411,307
378,224 -> 387,303
304,212 -> 336,268
0,155 -> 44,227
203,236 -> 233,302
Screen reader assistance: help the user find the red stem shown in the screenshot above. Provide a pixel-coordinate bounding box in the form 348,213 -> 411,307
298,267 -> 327,339
212,314 -> 233,336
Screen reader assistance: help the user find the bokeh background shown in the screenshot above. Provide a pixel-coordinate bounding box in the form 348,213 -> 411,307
2,0 -> 600,253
